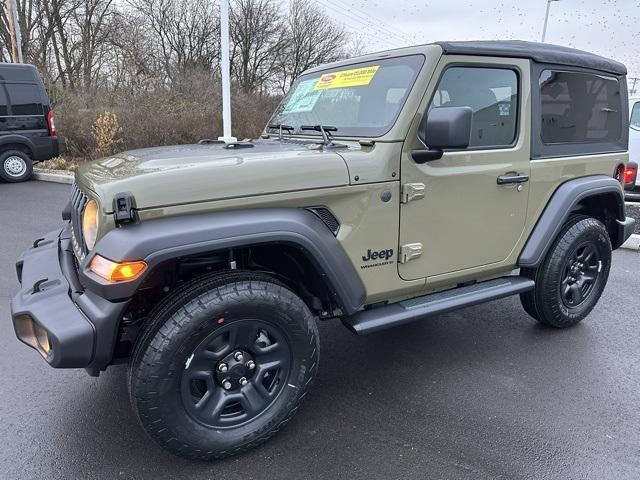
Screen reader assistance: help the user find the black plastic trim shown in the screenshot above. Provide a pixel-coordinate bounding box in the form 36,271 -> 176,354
80,208 -> 366,315
10,227 -> 128,369
518,175 -> 627,268
343,276 -> 534,335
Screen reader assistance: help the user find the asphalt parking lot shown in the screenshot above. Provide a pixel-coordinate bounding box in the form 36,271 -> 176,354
1,181 -> 639,479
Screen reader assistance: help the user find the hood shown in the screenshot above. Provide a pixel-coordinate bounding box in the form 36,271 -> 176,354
76,139 -> 350,211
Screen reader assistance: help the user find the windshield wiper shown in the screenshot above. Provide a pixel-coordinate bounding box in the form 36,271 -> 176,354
268,123 -> 294,141
301,125 -> 341,147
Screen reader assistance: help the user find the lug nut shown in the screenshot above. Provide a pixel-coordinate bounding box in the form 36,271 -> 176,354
246,360 -> 255,370
234,351 -> 244,362
222,379 -> 232,390
239,377 -> 248,386
218,363 -> 228,373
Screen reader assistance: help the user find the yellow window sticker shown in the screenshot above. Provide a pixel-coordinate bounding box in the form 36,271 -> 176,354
314,66 -> 380,90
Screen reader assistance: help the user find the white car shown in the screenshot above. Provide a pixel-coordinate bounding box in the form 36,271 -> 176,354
626,97 -> 640,195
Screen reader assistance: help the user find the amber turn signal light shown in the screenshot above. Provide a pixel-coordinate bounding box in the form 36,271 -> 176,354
89,255 -> 147,282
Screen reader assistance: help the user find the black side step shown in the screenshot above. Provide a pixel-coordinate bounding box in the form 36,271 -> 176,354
343,276 -> 534,335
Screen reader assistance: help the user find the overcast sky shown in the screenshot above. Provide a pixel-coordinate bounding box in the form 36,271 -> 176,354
316,0 -> 640,78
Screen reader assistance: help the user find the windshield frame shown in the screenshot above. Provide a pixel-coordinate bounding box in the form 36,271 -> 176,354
266,54 -> 426,139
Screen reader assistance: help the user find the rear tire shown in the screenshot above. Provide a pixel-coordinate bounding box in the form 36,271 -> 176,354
520,216 -> 611,328
0,150 -> 33,182
129,271 -> 319,460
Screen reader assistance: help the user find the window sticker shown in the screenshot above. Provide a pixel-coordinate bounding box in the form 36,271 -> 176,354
283,79 -> 322,113
314,66 -> 380,91
498,103 -> 511,116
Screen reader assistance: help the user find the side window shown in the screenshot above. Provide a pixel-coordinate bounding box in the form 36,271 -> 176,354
630,102 -> 640,130
6,83 -> 43,116
539,70 -> 622,144
429,67 -> 519,148
0,84 -> 8,116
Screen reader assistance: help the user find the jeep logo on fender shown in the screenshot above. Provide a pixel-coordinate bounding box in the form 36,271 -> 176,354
360,248 -> 395,269
362,248 -> 394,262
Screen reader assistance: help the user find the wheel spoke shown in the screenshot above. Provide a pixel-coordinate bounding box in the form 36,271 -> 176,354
579,246 -> 595,263
197,388 -> 229,421
239,383 -> 270,416
184,358 -> 215,381
254,343 -> 284,369
569,283 -> 583,304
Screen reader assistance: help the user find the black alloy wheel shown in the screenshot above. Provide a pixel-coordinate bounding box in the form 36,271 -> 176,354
181,319 -> 292,429
129,271 -> 319,460
559,242 -> 601,308
520,216 -> 611,328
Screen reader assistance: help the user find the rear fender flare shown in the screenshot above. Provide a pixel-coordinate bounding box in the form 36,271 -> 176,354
518,175 -> 626,268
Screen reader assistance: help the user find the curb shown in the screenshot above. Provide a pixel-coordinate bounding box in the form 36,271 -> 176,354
33,168 -> 74,185
620,234 -> 640,251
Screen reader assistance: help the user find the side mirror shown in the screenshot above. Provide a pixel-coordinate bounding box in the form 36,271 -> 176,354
412,106 -> 473,163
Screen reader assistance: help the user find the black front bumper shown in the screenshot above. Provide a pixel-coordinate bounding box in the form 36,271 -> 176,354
10,225 -> 128,371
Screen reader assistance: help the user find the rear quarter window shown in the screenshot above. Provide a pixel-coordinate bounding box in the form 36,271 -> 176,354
539,70 -> 622,144
5,83 -> 44,116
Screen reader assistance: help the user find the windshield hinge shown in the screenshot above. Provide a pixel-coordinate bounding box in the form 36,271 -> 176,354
113,192 -> 136,225
401,183 -> 426,204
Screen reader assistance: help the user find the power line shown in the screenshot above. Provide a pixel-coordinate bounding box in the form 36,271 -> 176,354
324,0 -> 417,45
315,0 -> 408,48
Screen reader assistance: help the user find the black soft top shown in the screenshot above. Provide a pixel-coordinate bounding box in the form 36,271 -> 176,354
436,40 -> 626,76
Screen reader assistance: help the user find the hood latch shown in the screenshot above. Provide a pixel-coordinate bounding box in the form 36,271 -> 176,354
113,192 -> 136,225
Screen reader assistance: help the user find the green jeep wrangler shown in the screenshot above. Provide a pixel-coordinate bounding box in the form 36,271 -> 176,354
10,41 -> 636,459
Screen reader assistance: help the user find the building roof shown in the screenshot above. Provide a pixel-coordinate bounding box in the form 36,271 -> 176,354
436,40 -> 626,75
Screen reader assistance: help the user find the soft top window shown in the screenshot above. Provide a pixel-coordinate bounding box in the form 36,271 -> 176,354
539,70 -> 622,145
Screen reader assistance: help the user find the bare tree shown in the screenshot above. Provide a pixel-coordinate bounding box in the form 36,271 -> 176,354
229,0 -> 288,94
130,0 -> 219,85
277,0 -> 347,93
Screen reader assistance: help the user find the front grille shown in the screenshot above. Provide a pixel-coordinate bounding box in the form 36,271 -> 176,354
70,183 -> 89,260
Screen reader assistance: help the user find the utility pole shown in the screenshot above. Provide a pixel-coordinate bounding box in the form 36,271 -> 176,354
541,0 -> 560,43
218,0 -> 236,143
5,0 -> 24,63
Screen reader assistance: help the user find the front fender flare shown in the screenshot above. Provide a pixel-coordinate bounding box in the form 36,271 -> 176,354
79,208 -> 366,315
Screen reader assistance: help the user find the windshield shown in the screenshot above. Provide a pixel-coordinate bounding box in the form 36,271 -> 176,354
268,55 -> 425,138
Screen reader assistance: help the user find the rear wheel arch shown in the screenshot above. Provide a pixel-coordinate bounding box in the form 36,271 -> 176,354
0,139 -> 35,157
571,191 -> 622,246
518,175 -> 626,268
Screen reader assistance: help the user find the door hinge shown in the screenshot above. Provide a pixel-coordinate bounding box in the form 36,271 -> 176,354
399,243 -> 423,264
401,183 -> 425,204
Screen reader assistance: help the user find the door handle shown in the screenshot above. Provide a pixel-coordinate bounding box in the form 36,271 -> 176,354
497,174 -> 529,185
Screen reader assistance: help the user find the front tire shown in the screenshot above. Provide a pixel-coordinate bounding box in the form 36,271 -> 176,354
0,150 -> 33,182
129,271 -> 319,460
520,216 -> 612,328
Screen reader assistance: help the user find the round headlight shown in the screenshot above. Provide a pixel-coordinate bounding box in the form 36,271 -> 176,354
82,199 -> 99,251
